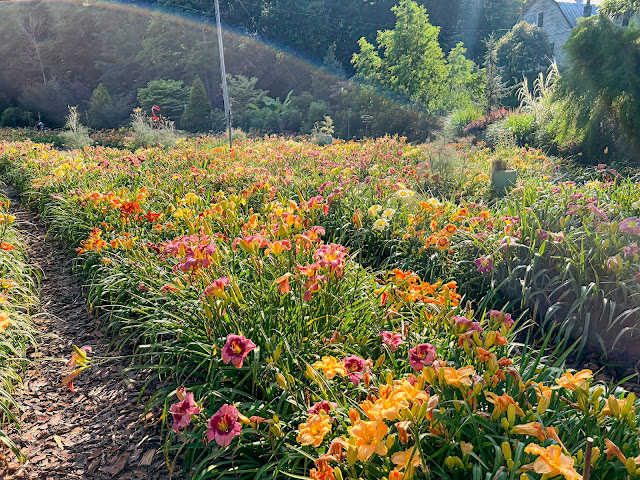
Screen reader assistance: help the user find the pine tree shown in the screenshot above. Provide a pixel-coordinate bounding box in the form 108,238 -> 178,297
88,84 -> 116,129
181,76 -> 211,132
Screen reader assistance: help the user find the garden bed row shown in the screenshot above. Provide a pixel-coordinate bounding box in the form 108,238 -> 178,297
1,137 -> 640,479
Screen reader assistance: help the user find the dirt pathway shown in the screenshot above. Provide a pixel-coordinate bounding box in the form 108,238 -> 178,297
2,186 -> 171,480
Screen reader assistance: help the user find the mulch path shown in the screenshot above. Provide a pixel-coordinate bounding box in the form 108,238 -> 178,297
1,186 -> 175,479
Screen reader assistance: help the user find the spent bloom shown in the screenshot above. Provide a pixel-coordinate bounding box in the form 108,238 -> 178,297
489,309 -> 514,328
207,404 -> 242,446
408,343 -> 437,371
379,331 -> 405,352
221,334 -> 257,368
169,389 -> 201,433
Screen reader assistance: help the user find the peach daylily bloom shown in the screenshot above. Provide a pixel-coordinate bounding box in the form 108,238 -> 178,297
313,356 -> 348,380
297,413 -> 332,448
604,438 -> 627,464
441,366 -> 475,389
554,369 -> 592,391
523,444 -> 582,480
392,446 -> 422,470
275,273 -> 293,294
511,422 -> 545,442
348,420 -> 389,461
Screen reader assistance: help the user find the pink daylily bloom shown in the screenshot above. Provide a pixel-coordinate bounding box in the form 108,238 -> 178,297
342,355 -> 367,386
169,391 -> 201,433
207,404 -> 242,446
221,334 -> 257,368
308,400 -> 338,415
408,343 -> 437,371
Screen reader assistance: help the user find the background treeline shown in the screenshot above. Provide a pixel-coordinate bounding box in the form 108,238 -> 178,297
0,0 -> 638,164
0,0 -> 524,141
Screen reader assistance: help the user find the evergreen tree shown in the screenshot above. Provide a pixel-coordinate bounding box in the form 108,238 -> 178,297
181,76 -> 211,132
483,34 -> 508,112
352,0 -> 450,112
88,83 -> 116,129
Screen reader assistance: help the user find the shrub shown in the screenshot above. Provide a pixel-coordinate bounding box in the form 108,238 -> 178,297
137,79 -> 188,122
128,108 -> 179,150
463,107 -> 511,136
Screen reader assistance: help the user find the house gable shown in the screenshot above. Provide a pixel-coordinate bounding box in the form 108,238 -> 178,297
519,0 -> 576,63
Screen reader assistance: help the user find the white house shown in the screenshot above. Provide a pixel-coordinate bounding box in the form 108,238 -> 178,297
519,0 -> 604,64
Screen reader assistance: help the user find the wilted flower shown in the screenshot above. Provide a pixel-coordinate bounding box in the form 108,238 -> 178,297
221,334 -> 257,368
308,401 -> 338,415
625,243 -> 640,257
489,309 -> 514,328
379,331 -> 405,352
169,390 -> 201,433
202,277 -> 230,299
207,404 -> 242,446
368,205 -> 382,217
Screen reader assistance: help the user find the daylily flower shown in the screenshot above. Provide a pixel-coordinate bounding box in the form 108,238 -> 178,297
348,420 -> 389,461
313,356 -> 348,380
169,390 -> 201,433
485,392 -> 525,418
554,369 -> 592,391
408,343 -> 437,371
392,446 -> 422,470
0,311 -> 12,331
202,277 -> 230,299
620,217 -> 640,235
522,444 -> 581,480
379,331 -> 405,351
297,413 -> 332,447
308,401 -> 338,415
221,334 -> 257,368
207,404 -> 242,446
511,422 -> 545,442
441,366 -> 475,389
489,309 -> 514,328
342,355 -> 366,386
275,273 -> 292,294
475,255 -> 493,273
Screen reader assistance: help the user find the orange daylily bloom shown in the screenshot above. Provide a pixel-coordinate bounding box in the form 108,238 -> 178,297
297,413 -> 332,447
530,381 -> 552,400
275,273 -> 292,294
348,420 -> 389,461
0,242 -> 15,251
554,369 -> 592,391
392,446 -> 422,470
523,444 -> 582,480
313,356 -> 348,380
485,392 -> 525,417
0,311 -> 12,331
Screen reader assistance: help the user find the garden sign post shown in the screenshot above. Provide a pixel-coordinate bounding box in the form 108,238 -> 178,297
215,0 -> 232,149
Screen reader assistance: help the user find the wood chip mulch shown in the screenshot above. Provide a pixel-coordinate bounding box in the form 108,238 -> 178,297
2,186 -> 176,479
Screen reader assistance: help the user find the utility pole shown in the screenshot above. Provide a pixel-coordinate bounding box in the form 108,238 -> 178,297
214,0 -> 232,149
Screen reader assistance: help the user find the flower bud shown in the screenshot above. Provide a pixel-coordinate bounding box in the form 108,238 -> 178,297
507,404 -> 516,426
333,467 -> 344,480
275,373 -> 287,389
608,395 -> 621,418
626,457 -> 637,475
501,417 -> 510,431
502,441 -> 512,461
537,396 -> 550,415
347,445 -> 358,466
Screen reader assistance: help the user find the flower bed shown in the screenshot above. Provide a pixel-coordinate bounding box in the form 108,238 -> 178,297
1,137 -> 640,479
0,195 -> 38,459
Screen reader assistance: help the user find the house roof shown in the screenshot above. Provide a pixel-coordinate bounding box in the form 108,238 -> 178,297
521,0 -> 604,28
556,0 -> 603,27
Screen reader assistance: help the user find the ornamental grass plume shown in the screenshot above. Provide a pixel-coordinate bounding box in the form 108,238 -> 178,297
221,334 -> 256,368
